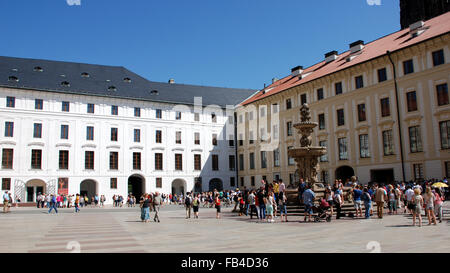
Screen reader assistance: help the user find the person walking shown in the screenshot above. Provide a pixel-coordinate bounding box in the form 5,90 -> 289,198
248,190 -> 258,220
388,185 -> 398,215
353,185 -> 363,218
257,189 -> 266,221
48,194 -> 58,214
412,188 -> 423,227
265,192 -> 275,223
3,191 -> 10,213
375,185 -> 387,219
153,192 -> 162,222
74,194 -> 80,213
279,191 -> 288,222
433,188 -> 444,223
325,187 -> 334,217
424,187 -> 437,225
334,186 -> 343,219
140,194 -> 150,223
185,192 -> 192,219
215,194 -> 221,219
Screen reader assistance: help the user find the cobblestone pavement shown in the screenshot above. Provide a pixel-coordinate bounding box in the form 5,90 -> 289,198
1,203 -> 449,253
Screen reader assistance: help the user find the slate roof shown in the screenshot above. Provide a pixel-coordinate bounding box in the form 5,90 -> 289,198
0,56 -> 256,108
241,11 -> 450,106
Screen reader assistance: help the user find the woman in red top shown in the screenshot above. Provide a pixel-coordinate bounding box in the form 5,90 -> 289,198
215,194 -> 221,219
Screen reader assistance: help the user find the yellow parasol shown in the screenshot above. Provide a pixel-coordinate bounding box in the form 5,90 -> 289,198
432,182 -> 448,188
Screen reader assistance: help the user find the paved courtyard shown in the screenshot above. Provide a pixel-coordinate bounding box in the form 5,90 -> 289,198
0,203 -> 449,253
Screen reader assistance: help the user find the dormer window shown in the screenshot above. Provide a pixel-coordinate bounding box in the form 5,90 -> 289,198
33,66 -> 43,72
8,76 -> 19,82
150,90 -> 159,95
123,77 -> 131,83
108,86 -> 117,92
61,81 -> 70,87
81,72 -> 90,78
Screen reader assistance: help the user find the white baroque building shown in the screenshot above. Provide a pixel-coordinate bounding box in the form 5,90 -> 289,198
0,56 -> 255,204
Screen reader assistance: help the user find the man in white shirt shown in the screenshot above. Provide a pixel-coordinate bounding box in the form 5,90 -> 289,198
3,191 -> 10,213
404,187 -> 415,214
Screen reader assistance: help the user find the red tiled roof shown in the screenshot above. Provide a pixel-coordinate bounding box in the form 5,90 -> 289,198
241,12 -> 450,106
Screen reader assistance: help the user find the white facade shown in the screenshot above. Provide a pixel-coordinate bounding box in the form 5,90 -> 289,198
0,87 -> 238,204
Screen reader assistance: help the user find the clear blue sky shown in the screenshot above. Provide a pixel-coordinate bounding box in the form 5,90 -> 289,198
0,0 -> 400,90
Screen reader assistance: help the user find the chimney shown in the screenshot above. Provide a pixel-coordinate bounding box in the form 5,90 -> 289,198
272,77 -> 278,84
349,40 -> 364,54
291,66 -> 303,77
325,50 -> 338,63
409,20 -> 426,37
168,78 -> 175,84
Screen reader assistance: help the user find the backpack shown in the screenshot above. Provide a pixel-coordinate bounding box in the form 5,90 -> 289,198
185,196 -> 191,206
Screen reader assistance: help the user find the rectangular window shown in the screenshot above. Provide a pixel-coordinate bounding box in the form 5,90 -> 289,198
446,162 -> 450,178
134,129 -> 140,143
33,123 -> 42,138
317,88 -> 324,100
194,154 -> 201,171
432,49 -> 445,67
251,176 -> 255,187
240,177 -> 244,187
238,154 -> 244,171
2,149 -> 13,169
133,152 -> 141,170
409,126 -> 423,153
335,82 -> 343,95
229,155 -> 235,171
249,153 -> 255,170
355,75 -> 364,89
156,109 -> 162,119
35,99 -> 43,110
437,83 -> 449,106
383,130 -> 395,156
359,134 -> 370,158
176,131 -> 182,144
175,154 -> 183,170
260,107 -> 266,117
337,109 -> 345,126
212,154 -> 219,171
230,177 -> 236,187
380,98 -> 390,117
111,105 -> 118,115
321,171 -> 329,184
156,130 -> 162,144
261,151 -> 267,169
155,153 -> 163,170
338,138 -> 348,160
110,178 -> 117,189
273,148 -> 280,167
211,113 -> 217,123
239,133 -> 243,146
229,135 -> 234,147
403,59 -> 414,75
288,146 -> 295,165
156,178 -> 162,188
111,128 -> 118,141
194,113 -> 200,122
85,151 -> 94,170
318,114 -> 325,130
286,98 -> 292,110
439,121 -> 450,149
249,131 -> 254,144
134,107 -> 141,117
60,125 -> 69,140
62,101 -> 70,112
378,68 -> 387,82
86,126 -> 94,141
319,141 -> 328,162
87,103 -> 95,114
413,164 -> 424,181
287,121 -> 293,136
212,134 -> 218,146
175,111 -> 182,120
272,104 -> 279,114
357,104 -> 366,122
4,122 -> 13,137
6,97 -> 15,108
31,149 -> 42,169
228,116 -> 233,124
110,152 -> 118,170
300,94 -> 307,105
194,132 -> 200,145
273,125 -> 279,140
406,91 -> 418,112
2,178 -> 11,191
59,150 -> 69,170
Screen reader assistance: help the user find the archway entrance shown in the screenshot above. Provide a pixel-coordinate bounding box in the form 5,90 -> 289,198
80,180 -> 98,203
128,175 -> 145,199
209,178 -> 223,192
371,169 -> 394,185
172,179 -> 186,195
26,179 -> 46,203
335,166 -> 355,183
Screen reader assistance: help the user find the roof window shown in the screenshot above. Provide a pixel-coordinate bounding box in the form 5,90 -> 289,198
8,76 -> 19,82
61,81 -> 70,87
81,72 -> 90,78
33,66 -> 43,72
150,90 -> 159,95
108,86 -> 117,92
123,77 -> 132,83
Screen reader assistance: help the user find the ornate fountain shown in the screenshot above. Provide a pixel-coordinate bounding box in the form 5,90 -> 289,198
288,104 -> 327,187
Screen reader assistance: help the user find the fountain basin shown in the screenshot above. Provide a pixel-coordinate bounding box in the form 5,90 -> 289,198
288,147 -> 327,157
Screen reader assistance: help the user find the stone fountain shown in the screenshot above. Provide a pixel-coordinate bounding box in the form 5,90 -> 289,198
288,104 -> 327,188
